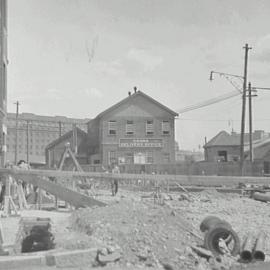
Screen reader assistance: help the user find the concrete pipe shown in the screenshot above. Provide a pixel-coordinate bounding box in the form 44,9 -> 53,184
240,234 -> 255,262
200,216 -> 233,244
200,216 -> 232,232
204,223 -> 240,256
253,232 -> 266,261
253,192 -> 270,203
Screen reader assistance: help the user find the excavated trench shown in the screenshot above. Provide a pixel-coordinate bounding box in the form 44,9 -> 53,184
15,217 -> 55,254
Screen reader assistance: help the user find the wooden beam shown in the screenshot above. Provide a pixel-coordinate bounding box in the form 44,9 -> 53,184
1,168 -> 270,187
12,174 -> 106,208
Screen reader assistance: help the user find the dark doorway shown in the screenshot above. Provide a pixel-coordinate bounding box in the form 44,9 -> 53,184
218,151 -> 228,162
264,161 -> 270,175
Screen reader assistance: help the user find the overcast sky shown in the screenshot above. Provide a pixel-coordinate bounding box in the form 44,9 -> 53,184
7,0 -> 270,150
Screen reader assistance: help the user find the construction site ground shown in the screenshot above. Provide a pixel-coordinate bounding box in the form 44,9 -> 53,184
1,188 -> 270,270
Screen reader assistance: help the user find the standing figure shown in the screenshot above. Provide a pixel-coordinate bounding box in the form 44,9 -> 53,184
111,164 -> 120,196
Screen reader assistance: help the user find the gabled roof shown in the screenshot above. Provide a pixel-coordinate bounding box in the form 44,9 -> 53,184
204,131 -> 241,147
91,90 -> 178,121
45,127 -> 87,151
205,130 -> 269,148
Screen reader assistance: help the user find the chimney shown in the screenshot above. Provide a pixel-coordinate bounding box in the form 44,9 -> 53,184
134,86 -> 137,93
128,91 -> 131,96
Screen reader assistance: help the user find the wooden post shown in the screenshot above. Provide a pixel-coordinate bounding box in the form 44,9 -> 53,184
2,175 -> 19,217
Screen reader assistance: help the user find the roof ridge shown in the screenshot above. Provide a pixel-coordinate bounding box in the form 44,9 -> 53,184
93,90 -> 178,120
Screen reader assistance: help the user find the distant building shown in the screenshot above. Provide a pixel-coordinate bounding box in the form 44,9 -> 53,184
204,130 -> 270,162
175,149 -> 204,163
45,127 -> 88,169
0,0 -> 7,166
6,113 -> 89,166
46,90 -> 179,173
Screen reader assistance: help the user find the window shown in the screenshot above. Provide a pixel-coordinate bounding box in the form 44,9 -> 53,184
217,151 -> 227,162
163,153 -> 170,163
146,120 -> 154,135
125,152 -> 134,164
146,151 -> 154,164
162,121 -> 170,135
109,151 -> 117,164
126,120 -> 134,135
108,121 -> 116,135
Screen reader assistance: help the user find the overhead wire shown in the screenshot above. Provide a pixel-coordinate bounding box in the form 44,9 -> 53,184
177,91 -> 241,114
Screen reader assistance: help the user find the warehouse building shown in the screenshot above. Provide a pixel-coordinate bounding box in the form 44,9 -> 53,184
6,113 -> 89,166
46,90 -> 179,173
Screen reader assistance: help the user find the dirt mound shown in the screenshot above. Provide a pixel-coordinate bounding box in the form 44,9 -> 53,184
70,199 -> 201,269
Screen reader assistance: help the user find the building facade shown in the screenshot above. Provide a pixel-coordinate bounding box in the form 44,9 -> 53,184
45,91 -> 179,173
45,127 -> 88,169
204,130 -> 270,162
0,0 -> 7,166
6,113 -> 89,165
87,90 -> 178,172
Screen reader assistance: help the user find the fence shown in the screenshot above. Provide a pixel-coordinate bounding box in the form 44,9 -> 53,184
81,161 -> 265,177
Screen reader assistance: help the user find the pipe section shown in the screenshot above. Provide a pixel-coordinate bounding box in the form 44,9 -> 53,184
253,192 -> 270,203
240,234 -> 254,262
253,232 -> 266,261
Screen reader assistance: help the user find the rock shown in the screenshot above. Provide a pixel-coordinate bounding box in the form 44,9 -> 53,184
97,251 -> 122,265
107,246 -> 115,254
161,262 -> 175,270
137,251 -> 148,261
191,245 -> 213,259
98,247 -> 108,255
178,193 -> 192,202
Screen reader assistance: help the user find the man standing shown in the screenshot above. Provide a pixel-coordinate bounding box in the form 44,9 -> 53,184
111,163 -> 120,196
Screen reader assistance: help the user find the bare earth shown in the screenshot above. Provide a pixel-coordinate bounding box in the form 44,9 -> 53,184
2,189 -> 270,270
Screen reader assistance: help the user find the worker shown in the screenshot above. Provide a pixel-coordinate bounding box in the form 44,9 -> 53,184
17,160 -> 31,196
111,163 -> 120,196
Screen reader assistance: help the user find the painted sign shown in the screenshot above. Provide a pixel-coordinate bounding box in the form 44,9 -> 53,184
119,138 -> 163,148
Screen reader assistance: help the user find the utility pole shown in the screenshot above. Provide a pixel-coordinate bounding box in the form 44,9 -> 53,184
240,44 -> 252,176
14,101 -> 20,164
72,124 -> 78,155
58,121 -> 62,137
248,82 -> 253,162
26,120 -> 29,163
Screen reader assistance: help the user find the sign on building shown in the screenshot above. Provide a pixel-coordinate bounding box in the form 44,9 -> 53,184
119,138 -> 163,148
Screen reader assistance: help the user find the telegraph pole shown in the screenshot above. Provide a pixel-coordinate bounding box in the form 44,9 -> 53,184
58,121 -> 62,137
26,120 -> 29,163
14,101 -> 20,164
240,44 -> 252,176
248,82 -> 253,162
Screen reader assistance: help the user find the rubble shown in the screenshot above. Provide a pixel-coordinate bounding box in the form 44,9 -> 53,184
66,189 -> 270,269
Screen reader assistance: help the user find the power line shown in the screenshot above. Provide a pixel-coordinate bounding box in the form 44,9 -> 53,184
178,118 -> 270,122
177,91 -> 241,114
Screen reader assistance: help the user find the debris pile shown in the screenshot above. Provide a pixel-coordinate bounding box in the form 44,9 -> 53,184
68,189 -> 270,269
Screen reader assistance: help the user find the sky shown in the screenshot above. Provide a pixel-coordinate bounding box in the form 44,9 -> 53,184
7,0 -> 270,150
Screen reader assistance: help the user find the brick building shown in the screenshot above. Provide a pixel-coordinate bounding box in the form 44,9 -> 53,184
46,90 -> 179,173
204,130 -> 270,162
0,0 -> 7,166
6,113 -> 89,166
87,90 -> 178,171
